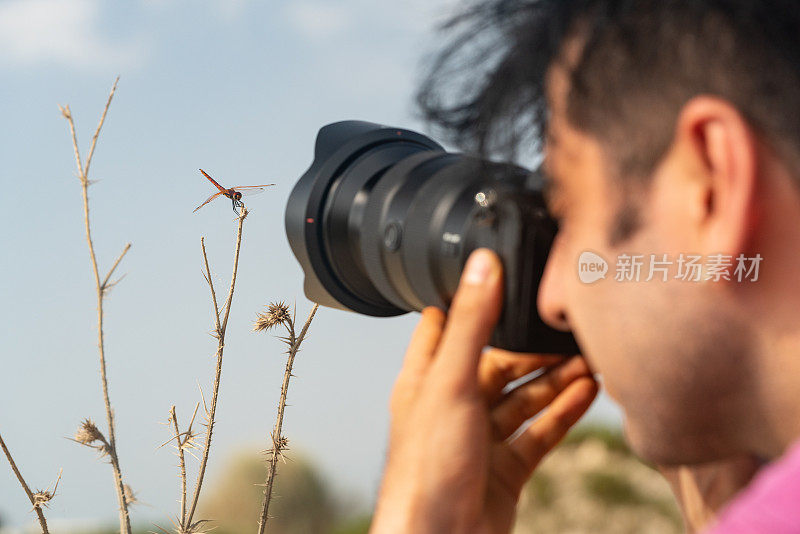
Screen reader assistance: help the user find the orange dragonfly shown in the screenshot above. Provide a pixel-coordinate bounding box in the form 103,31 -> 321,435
193,169 -> 275,214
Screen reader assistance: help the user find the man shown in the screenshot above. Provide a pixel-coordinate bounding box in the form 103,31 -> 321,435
369,1 -> 800,532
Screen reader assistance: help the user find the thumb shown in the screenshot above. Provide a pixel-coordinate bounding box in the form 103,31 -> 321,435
431,248 -> 504,388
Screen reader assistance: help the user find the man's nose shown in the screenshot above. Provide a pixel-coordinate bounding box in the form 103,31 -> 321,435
537,247 -> 571,332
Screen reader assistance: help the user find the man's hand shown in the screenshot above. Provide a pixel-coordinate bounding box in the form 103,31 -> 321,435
370,248 -> 598,534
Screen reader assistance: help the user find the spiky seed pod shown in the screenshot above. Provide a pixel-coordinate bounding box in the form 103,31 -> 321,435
75,418 -> 105,446
253,301 -> 291,332
31,490 -> 54,510
31,469 -> 61,510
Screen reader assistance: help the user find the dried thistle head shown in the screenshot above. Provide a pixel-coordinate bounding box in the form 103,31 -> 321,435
254,301 -> 291,332
31,489 -> 55,510
264,435 -> 290,460
73,418 -> 110,456
75,418 -> 105,446
31,469 -> 62,510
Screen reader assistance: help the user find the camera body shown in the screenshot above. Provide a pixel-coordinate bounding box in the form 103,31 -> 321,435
286,121 -> 578,354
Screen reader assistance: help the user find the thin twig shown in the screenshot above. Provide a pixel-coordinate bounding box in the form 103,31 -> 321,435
60,76 -> 132,534
0,432 -> 50,534
257,303 -> 319,534
184,208 -> 248,529
101,243 -> 132,290
221,214 -> 247,333
169,406 -> 188,526
84,76 -> 119,180
200,237 -> 222,334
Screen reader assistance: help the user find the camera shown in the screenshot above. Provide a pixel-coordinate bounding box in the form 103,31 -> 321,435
285,121 -> 578,355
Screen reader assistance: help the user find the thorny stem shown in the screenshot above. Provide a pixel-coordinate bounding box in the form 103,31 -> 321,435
257,303 -> 319,534
170,405 -> 190,525
0,432 -> 50,534
158,402 -> 199,534
185,208 -> 248,529
169,406 -> 189,526
60,76 -> 132,534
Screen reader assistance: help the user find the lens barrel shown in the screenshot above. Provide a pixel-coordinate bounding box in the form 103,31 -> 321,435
285,121 -> 579,354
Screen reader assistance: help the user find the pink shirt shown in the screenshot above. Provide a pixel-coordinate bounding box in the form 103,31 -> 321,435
704,438 -> 800,533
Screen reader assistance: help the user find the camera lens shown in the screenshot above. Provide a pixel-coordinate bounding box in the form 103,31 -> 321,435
285,121 -> 578,354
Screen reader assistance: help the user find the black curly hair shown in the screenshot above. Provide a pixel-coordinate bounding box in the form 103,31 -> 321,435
417,0 -> 800,181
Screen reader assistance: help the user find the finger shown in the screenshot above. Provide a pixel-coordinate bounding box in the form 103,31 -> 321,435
390,307 -> 446,414
478,348 -> 566,405
401,306 -> 447,379
490,356 -> 592,440
506,376 -> 598,487
429,248 -> 504,391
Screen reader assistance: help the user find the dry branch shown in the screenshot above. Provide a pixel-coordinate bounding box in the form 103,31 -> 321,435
171,406 -> 188,525
60,76 -> 133,534
160,402 -> 199,530
0,432 -> 53,533
178,208 -> 248,532
255,302 -> 320,533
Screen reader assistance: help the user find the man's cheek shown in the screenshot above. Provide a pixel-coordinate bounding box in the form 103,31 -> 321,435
567,283 -> 631,391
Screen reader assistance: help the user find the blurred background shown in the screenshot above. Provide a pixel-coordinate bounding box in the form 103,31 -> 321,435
0,0 -> 657,532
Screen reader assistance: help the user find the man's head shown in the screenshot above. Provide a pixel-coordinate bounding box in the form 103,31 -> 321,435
419,0 -> 800,464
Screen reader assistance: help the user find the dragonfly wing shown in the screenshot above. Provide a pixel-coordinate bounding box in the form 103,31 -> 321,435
231,184 -> 276,197
193,191 -> 226,212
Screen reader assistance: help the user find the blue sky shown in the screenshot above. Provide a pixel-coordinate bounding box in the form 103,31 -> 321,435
0,0 -> 621,529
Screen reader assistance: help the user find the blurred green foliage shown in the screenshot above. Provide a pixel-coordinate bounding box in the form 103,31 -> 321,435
563,424 -> 629,453
527,471 -> 556,507
24,425 -> 684,534
331,515 -> 372,534
514,425 -> 683,534
582,470 -> 647,506
198,450 -> 369,534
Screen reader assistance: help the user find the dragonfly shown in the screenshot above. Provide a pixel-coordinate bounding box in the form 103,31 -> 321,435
193,169 -> 275,214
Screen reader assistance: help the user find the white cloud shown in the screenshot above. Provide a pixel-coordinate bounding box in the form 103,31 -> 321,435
285,2 -> 353,40
0,0 -> 144,69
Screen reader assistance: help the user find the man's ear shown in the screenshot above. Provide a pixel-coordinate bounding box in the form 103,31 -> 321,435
673,96 -> 759,256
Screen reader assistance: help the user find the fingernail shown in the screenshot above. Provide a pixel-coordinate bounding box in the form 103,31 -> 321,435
463,249 -> 493,285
